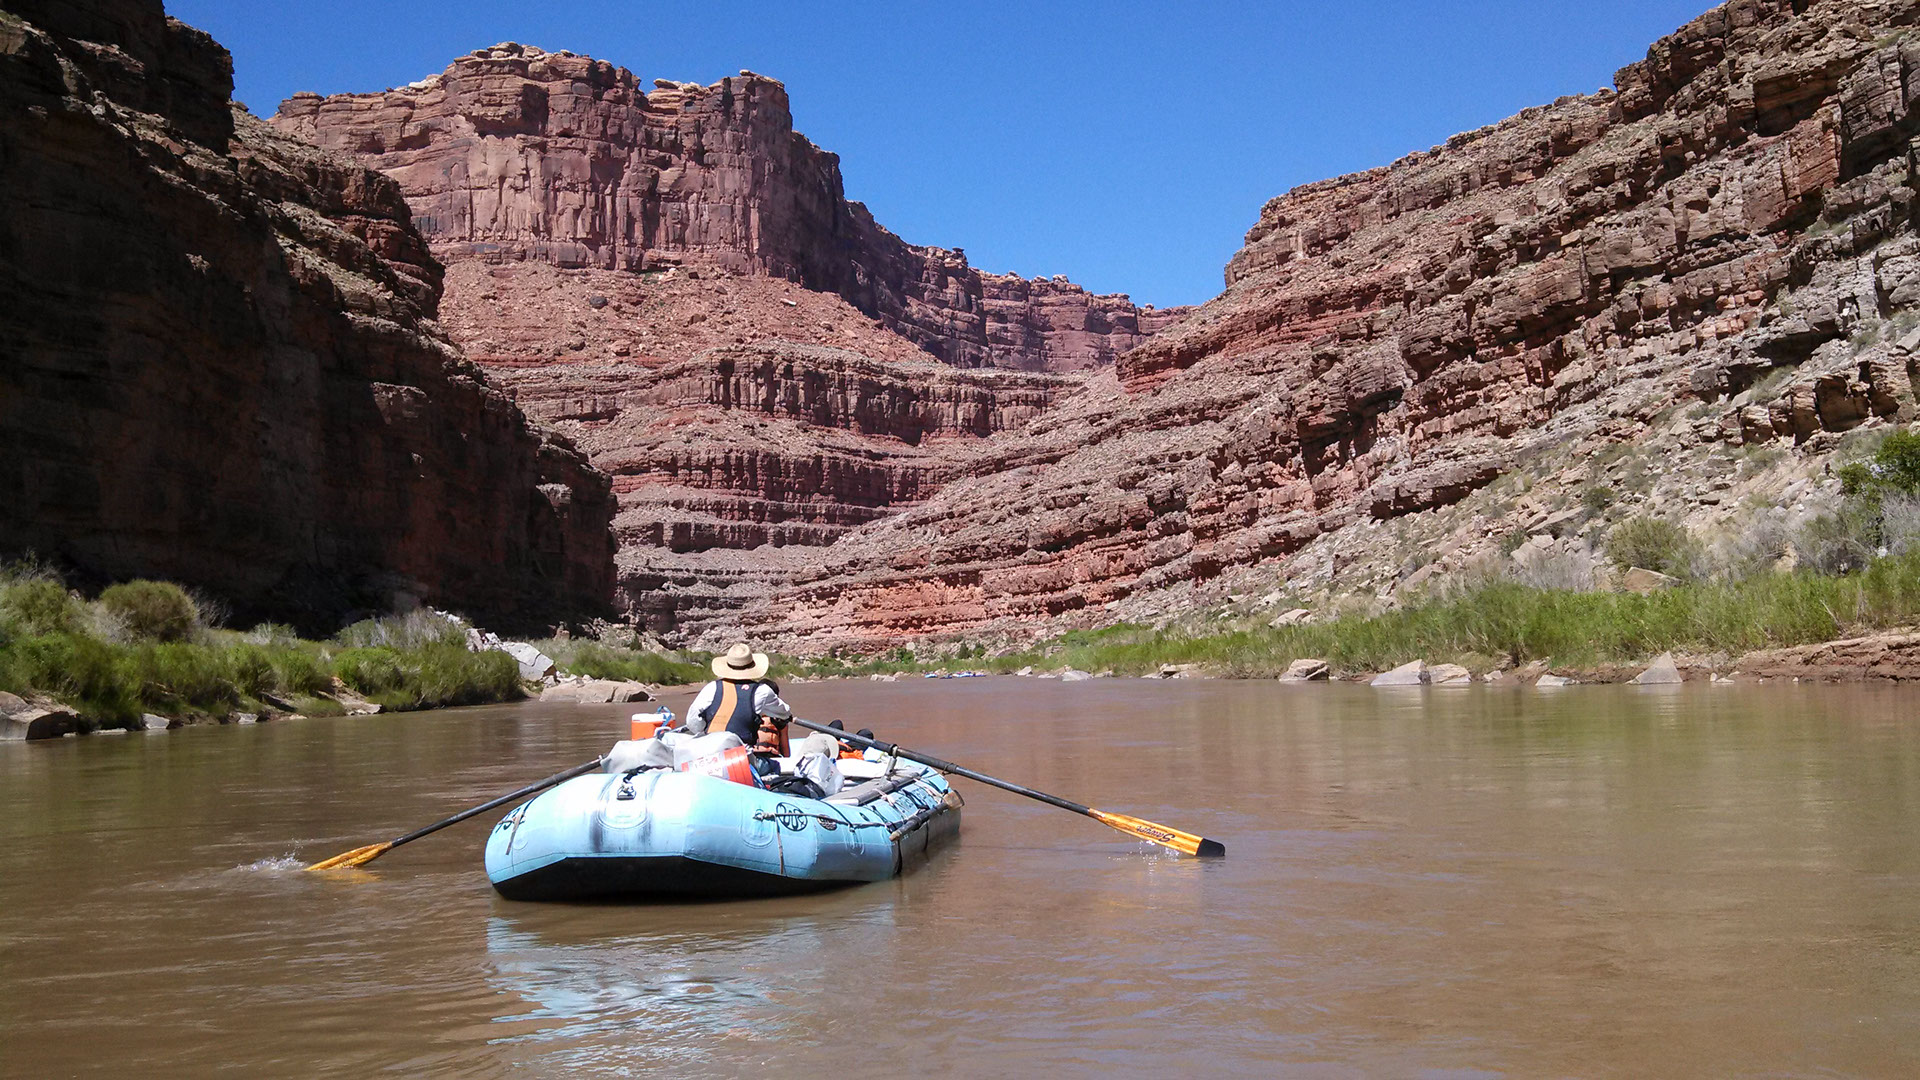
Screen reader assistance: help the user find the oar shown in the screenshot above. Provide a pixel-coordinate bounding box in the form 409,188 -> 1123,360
306,756 -> 605,871
790,717 -> 1224,857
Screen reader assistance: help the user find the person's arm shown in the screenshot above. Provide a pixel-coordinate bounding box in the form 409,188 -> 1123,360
754,682 -> 792,720
686,682 -> 717,733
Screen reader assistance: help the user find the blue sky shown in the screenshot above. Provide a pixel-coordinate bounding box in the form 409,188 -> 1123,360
172,1 -> 1712,308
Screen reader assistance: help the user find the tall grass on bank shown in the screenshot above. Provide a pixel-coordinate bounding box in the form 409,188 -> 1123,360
793,551 -> 1920,679
530,639 -> 709,685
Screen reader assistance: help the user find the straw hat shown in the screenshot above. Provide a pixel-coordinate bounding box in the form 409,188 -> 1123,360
711,642 -> 770,681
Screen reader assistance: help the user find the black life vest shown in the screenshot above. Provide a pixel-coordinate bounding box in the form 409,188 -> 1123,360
701,679 -> 770,745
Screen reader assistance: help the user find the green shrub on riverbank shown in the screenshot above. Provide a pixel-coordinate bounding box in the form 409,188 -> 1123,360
0,572 -> 531,724
98,580 -> 203,642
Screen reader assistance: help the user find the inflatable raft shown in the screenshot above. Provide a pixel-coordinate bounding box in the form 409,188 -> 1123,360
485,748 -> 961,901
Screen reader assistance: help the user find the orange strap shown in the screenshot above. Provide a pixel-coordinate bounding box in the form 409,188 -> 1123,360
712,680 -> 738,735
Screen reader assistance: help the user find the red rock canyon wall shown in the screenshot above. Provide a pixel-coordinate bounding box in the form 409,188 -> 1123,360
0,0 -> 616,632
748,0 -> 1920,650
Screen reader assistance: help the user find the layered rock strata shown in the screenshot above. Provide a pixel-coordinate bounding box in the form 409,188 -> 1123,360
0,0 -> 615,631
508,334 -> 1074,633
272,45 -> 1180,373
747,0 -> 1920,650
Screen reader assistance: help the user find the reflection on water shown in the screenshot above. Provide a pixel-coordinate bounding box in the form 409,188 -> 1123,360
3,681 -> 1920,1077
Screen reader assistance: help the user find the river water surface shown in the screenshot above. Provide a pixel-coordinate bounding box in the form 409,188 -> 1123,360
3,679 -> 1919,1077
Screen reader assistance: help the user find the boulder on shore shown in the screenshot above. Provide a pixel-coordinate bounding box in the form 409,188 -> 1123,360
0,692 -> 78,741
499,642 -> 556,680
1428,663 -> 1472,686
1631,652 -> 1684,685
1371,660 -> 1427,687
1059,669 -> 1094,682
1534,673 -> 1574,687
538,678 -> 651,704
1279,658 -> 1330,683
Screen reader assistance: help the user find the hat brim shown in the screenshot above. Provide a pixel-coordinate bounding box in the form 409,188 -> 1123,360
711,651 -> 771,681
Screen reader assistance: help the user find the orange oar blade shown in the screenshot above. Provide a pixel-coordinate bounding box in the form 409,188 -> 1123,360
1089,809 -> 1226,858
306,842 -> 393,871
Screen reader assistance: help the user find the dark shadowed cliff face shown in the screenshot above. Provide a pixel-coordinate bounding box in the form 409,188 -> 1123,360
271,44 -> 1182,374
743,0 -> 1920,651
0,0 -> 615,632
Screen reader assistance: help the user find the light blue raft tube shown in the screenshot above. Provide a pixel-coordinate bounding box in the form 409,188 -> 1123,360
484,753 -> 961,901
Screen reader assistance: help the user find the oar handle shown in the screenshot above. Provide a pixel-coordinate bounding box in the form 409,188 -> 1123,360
385,756 -> 604,850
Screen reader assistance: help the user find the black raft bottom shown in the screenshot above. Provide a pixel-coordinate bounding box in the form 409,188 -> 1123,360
493,856 -> 861,902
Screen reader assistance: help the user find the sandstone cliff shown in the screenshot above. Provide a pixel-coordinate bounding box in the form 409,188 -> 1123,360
275,45 -> 1181,636
272,45 -> 1179,373
0,0 -> 615,631
746,0 -> 1920,650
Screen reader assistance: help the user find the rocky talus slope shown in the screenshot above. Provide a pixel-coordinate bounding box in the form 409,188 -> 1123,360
275,44 -> 1180,637
748,0 -> 1920,651
0,0 -> 614,631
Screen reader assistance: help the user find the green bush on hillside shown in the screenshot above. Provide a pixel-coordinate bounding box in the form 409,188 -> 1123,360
99,580 -> 201,642
0,577 -> 81,638
1838,430 -> 1920,501
1607,516 -> 1701,578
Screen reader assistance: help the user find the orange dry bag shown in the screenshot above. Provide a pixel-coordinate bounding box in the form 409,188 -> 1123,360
678,745 -> 760,787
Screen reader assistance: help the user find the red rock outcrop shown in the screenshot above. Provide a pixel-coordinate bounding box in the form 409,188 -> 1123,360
271,45 -> 1180,373
0,0 -> 615,631
746,0 -> 1920,651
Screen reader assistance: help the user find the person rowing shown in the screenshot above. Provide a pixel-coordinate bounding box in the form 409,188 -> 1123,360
688,642 -> 792,758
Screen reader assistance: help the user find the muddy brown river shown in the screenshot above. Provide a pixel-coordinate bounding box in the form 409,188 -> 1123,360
3,679 -> 1919,1077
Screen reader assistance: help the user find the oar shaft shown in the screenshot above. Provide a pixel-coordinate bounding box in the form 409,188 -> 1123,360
385,757 -> 603,850
788,717 -> 1222,857
789,718 -> 1095,818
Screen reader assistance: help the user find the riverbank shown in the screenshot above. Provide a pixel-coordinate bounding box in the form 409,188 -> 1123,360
14,547 -> 1920,743
787,551 -> 1920,684
0,570 -> 708,740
